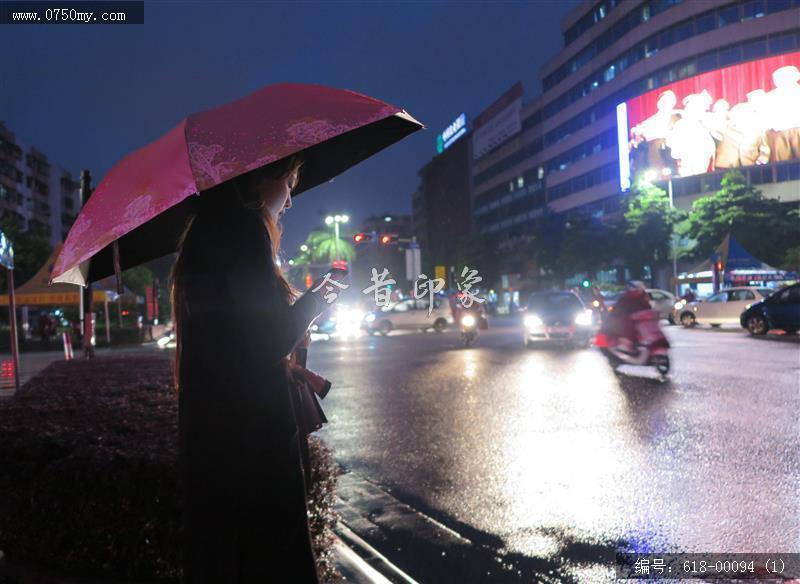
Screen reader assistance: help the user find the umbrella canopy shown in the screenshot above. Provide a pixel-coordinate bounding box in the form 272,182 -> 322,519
0,243 -> 134,307
51,83 -> 423,286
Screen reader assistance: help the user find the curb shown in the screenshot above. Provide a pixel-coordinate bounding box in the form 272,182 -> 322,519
334,523 -> 419,584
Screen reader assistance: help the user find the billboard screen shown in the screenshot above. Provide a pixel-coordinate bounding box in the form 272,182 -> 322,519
617,52 -> 800,190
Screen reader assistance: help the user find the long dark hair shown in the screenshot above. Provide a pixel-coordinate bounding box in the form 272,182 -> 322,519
170,154 -> 304,391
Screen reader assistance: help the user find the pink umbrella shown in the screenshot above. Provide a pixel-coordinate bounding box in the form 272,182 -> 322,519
50,83 -> 423,287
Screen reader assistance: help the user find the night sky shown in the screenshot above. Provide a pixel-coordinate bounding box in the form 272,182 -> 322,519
1,0 -> 580,253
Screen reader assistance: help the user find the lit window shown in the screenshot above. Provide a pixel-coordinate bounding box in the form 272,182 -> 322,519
517,176 -> 525,188
537,167 -> 545,180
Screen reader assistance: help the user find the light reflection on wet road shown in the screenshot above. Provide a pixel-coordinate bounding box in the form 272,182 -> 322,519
310,317 -> 800,577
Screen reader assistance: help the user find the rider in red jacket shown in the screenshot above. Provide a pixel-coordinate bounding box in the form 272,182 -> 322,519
604,281 -> 652,349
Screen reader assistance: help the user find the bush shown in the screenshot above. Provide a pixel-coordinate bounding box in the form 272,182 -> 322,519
0,356 -> 341,582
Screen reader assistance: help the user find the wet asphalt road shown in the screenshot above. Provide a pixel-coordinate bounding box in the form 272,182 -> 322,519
308,316 -> 800,581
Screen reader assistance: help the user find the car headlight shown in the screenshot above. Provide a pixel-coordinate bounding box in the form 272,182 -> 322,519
674,301 -> 685,310
337,307 -> 364,327
461,314 -> 476,327
365,313 -> 376,323
524,314 -> 543,328
575,311 -> 592,326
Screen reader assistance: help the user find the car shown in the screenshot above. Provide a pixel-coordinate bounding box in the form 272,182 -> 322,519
606,288 -> 676,322
674,286 -> 773,328
646,289 -> 677,322
363,296 -> 453,336
740,283 -> 800,335
310,303 -> 368,339
522,291 -> 593,348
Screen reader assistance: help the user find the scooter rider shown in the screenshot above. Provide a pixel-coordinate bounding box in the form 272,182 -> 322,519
451,291 -> 488,327
589,285 -> 606,322
603,281 -> 651,352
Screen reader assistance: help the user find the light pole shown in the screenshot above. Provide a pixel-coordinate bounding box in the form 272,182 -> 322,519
662,168 -> 679,296
645,168 -> 679,295
325,214 -> 349,262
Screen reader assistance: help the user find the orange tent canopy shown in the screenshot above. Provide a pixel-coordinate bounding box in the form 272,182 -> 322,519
0,243 -> 139,307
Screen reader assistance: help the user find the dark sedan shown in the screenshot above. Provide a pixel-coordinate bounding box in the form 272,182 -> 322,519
740,283 -> 800,335
522,291 -> 593,348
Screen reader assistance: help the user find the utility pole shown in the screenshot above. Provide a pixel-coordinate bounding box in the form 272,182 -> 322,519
79,170 -> 95,359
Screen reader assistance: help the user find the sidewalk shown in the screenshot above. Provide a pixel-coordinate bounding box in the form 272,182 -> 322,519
0,342 -> 167,396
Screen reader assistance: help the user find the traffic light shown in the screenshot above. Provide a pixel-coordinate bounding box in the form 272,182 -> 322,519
354,233 -> 372,244
380,234 -> 397,245
581,279 -> 591,288
715,261 -> 724,273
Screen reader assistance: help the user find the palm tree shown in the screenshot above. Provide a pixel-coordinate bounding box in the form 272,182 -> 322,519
305,229 -> 356,264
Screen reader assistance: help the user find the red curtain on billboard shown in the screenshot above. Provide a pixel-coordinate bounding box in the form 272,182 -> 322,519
626,52 -> 800,127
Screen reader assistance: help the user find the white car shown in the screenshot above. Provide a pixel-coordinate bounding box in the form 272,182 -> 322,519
675,287 -> 773,328
363,296 -> 454,336
605,288 -> 676,322
646,289 -> 677,322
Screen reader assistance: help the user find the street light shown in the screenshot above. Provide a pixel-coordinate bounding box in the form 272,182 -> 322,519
300,244 -> 308,253
325,214 -> 349,261
645,167 -> 678,295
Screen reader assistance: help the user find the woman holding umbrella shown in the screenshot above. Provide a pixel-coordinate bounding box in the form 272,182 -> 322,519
48,83 -> 422,582
172,154 -> 341,582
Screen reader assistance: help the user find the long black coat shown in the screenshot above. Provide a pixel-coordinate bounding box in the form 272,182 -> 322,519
177,193 -> 323,583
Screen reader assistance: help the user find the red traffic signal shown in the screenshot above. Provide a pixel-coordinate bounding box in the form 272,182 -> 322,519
354,233 -> 372,244
380,234 -> 397,245
715,261 -> 724,272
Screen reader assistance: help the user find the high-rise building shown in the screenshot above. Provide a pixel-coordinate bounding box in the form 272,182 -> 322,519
413,127 -> 473,275
0,123 -> 81,246
471,0 -> 800,291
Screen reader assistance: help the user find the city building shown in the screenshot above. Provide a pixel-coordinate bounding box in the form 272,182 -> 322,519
0,123 -> 81,246
470,0 -> 800,299
413,128 -> 473,278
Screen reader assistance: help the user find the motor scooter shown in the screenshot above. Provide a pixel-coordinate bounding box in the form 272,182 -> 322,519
595,309 -> 670,378
460,313 -> 479,347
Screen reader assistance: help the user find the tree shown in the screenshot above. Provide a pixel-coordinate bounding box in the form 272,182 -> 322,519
0,213 -> 52,293
305,229 -> 356,264
558,213 -> 614,281
621,181 -> 685,279
681,170 -> 800,266
527,208 -> 567,283
122,265 -> 153,296
784,246 -> 800,274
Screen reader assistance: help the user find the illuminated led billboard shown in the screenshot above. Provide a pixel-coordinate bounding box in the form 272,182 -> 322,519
617,52 -> 800,190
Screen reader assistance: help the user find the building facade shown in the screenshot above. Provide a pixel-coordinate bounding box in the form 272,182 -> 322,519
413,131 -> 473,277
0,123 -> 80,247
470,0 -> 800,294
